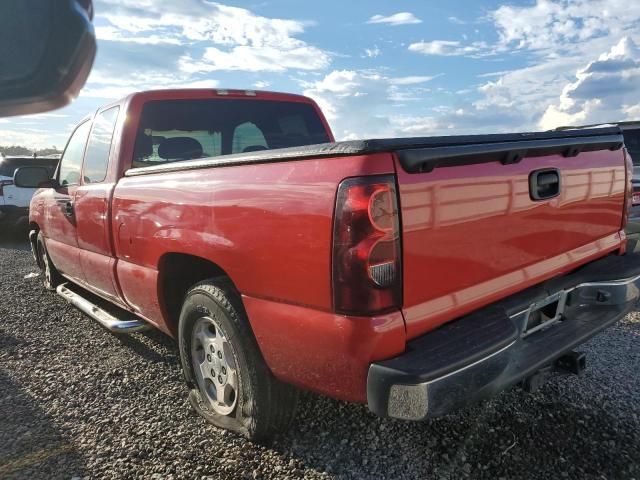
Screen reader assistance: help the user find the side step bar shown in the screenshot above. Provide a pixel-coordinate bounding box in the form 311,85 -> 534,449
56,284 -> 150,333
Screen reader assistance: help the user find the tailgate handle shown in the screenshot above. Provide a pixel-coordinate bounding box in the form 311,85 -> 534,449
530,169 -> 560,201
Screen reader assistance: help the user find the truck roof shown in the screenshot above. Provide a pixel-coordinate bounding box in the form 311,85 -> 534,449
118,88 -> 316,106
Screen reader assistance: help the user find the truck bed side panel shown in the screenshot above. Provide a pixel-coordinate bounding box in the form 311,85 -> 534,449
111,153 -> 395,333
397,150 -> 626,340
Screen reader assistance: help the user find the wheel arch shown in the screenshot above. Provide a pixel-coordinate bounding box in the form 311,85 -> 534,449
157,252 -> 241,336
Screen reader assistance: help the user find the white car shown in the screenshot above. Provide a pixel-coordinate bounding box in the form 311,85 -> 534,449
0,156 -> 59,232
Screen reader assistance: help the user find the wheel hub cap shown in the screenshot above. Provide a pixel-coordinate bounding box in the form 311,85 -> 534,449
191,316 -> 239,416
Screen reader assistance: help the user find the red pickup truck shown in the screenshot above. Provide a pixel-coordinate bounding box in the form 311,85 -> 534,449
26,89 -> 640,441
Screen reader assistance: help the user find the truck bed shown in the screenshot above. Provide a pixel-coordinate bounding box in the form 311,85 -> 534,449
122,126 -> 627,343
124,126 -> 623,177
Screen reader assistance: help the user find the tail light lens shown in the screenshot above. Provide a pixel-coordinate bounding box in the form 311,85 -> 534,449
332,175 -> 401,315
0,180 -> 12,196
623,149 -> 633,229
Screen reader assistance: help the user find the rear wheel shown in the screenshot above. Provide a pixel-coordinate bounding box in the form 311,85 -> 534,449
36,233 -> 62,291
178,279 -> 299,443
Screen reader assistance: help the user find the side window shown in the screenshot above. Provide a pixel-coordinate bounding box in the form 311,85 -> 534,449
83,106 -> 120,183
58,121 -> 91,186
232,122 -> 268,154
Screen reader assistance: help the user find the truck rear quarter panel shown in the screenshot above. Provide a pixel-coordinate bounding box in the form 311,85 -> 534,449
111,152 -> 394,320
111,153 -> 408,402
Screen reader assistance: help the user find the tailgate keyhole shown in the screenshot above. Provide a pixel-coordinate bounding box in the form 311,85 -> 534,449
530,169 -> 560,201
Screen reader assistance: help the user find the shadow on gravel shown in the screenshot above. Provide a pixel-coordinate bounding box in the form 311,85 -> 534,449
115,329 -> 177,364
0,370 -> 86,479
0,329 -> 29,352
0,231 -> 30,252
274,383 -> 640,479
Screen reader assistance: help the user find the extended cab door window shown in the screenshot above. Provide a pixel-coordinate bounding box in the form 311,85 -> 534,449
58,121 -> 91,186
82,106 -> 120,184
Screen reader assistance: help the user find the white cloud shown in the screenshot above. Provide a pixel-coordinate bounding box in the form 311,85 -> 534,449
367,12 -> 422,26
303,70 -> 449,139
389,76 -> 438,85
95,25 -> 183,45
448,16 -> 468,25
624,104 -> 640,119
364,46 -> 381,58
303,71 -> 399,139
180,44 -> 329,73
79,70 -> 220,99
540,37 -> 640,129
254,80 -> 271,89
491,0 -> 631,52
0,129 -> 69,149
96,1 -> 330,73
408,40 -> 490,57
402,0 -> 640,134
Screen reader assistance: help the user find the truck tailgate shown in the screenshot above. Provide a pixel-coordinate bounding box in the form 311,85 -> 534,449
394,129 -> 627,340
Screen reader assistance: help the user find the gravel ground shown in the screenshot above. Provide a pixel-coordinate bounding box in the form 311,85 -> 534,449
0,235 -> 639,480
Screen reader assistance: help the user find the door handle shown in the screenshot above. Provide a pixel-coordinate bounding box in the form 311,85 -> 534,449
64,201 -> 74,217
529,169 -> 560,201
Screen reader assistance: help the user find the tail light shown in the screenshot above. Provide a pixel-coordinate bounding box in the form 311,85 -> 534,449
332,175 -> 401,315
0,180 -> 12,196
622,149 -> 633,229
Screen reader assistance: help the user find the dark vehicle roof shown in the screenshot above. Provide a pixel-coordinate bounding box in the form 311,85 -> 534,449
556,121 -> 640,131
0,156 -> 59,177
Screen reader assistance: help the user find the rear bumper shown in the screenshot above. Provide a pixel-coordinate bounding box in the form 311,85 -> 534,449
367,251 -> 640,420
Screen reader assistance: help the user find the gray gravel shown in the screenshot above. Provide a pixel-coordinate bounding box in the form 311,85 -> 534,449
0,235 -> 639,480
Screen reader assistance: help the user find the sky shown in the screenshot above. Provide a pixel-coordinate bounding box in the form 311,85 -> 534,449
2,0 -> 640,149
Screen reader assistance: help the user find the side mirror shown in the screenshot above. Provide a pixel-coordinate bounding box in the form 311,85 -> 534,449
37,178 -> 61,189
13,166 -> 54,188
0,1 -> 96,117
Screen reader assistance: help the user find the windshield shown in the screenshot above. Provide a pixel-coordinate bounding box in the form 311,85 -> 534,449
0,157 -> 59,178
132,99 -> 330,168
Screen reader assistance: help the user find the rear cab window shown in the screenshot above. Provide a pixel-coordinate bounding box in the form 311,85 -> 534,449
131,99 -> 330,168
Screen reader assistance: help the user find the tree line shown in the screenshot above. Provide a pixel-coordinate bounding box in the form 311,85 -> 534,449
0,145 -> 62,156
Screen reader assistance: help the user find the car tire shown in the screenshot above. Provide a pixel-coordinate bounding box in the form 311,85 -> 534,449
36,232 -> 62,291
178,278 -> 299,443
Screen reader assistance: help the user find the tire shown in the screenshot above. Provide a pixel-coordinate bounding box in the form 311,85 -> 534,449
36,233 -> 62,291
178,278 -> 299,443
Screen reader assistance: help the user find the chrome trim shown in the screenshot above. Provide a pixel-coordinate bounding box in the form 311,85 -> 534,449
384,270 -> 640,420
567,272 -> 640,306
571,273 -> 640,289
56,284 -> 150,333
521,290 -> 568,338
509,272 -> 640,331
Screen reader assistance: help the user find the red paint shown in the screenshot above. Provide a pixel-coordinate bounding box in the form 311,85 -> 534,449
29,89 -> 628,405
112,153 -> 394,329
395,151 -> 626,339
242,294 -> 406,403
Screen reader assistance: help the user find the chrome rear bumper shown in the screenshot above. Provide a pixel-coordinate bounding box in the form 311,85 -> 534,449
368,253 -> 640,421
